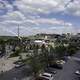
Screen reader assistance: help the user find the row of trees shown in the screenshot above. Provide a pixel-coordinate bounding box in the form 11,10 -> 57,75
0,36 -> 78,57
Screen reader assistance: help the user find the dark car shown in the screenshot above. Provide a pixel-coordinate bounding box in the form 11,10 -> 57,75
35,77 -> 49,80
49,63 -> 63,69
14,60 -> 22,64
14,61 -> 25,68
44,67 -> 57,74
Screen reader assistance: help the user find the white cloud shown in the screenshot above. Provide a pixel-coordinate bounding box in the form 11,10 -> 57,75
0,13 -> 75,36
0,0 -> 79,36
13,0 -> 80,16
64,0 -> 80,16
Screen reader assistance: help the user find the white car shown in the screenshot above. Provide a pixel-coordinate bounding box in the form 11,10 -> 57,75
56,60 -> 65,65
39,72 -> 54,80
15,63 -> 25,68
75,70 -> 80,75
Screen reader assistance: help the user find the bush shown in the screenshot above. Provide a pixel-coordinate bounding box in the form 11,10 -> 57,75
67,47 -> 76,56
9,49 -> 20,57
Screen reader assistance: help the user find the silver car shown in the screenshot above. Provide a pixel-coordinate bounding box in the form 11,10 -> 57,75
39,72 -> 54,80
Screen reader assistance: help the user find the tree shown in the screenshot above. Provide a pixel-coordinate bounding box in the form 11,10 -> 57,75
27,54 -> 43,77
49,45 -> 55,61
9,46 -> 21,57
67,44 -> 77,56
49,45 -> 55,56
54,44 -> 66,59
26,44 -> 43,78
67,47 -> 76,56
40,44 -> 50,67
0,40 -> 6,56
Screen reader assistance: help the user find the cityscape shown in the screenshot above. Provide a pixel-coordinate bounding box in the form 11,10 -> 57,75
0,0 -> 80,80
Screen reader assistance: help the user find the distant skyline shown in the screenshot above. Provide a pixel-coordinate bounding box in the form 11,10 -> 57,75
0,0 -> 80,36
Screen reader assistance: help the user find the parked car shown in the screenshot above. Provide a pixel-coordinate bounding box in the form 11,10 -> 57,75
35,77 -> 49,80
56,60 -> 65,65
49,63 -> 63,69
15,63 -> 25,68
39,72 -> 54,80
44,67 -> 57,74
14,61 -> 22,64
75,69 -> 80,75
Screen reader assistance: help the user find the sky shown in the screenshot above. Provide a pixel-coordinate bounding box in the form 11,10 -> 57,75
0,0 -> 80,36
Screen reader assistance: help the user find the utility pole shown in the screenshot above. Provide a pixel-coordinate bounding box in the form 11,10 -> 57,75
17,24 -> 22,46
17,24 -> 21,46
18,24 -> 20,39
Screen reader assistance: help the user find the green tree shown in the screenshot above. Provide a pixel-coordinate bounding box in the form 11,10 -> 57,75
49,45 -> 55,61
54,44 -> 66,59
0,40 -> 6,55
40,44 -> 50,67
67,44 -> 77,56
26,44 -> 43,78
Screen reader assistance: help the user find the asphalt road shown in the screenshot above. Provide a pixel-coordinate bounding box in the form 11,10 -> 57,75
0,65 -> 32,80
54,52 -> 80,80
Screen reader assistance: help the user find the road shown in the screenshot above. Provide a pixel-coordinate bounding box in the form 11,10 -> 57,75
0,65 -> 32,80
54,52 -> 80,80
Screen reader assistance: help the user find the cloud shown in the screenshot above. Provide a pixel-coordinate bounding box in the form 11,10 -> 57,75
0,0 -> 79,36
0,11 -> 75,36
0,16 -> 76,36
1,0 -> 80,16
65,0 -> 80,16
13,0 -> 80,16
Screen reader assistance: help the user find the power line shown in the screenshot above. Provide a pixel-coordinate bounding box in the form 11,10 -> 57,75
65,0 -> 74,8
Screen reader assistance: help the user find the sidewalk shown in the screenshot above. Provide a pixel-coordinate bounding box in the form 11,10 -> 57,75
0,57 -> 19,73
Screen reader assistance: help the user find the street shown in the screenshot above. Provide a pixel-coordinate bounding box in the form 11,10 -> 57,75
0,65 -> 32,80
54,52 -> 80,80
